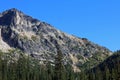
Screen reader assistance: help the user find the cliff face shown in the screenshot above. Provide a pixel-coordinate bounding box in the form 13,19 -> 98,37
0,8 -> 112,71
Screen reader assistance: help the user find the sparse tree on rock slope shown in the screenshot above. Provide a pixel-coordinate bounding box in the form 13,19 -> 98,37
54,42 -> 66,80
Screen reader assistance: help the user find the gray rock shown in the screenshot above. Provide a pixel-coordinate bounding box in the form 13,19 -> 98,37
0,8 -> 112,71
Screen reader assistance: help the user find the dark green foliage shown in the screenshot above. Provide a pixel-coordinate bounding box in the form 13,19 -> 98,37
0,50 -> 120,80
82,50 -> 120,80
54,46 -> 65,80
0,49 -> 76,80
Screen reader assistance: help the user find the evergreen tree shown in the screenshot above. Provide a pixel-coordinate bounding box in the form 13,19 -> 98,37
54,42 -> 65,80
54,49 -> 64,80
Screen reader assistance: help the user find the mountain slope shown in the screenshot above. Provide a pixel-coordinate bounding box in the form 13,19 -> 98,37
94,50 -> 120,71
82,50 -> 120,80
0,8 -> 112,71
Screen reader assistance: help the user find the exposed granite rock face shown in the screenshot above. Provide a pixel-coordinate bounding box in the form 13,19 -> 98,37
0,8 -> 112,71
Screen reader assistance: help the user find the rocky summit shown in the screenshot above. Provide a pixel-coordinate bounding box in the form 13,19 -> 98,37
0,8 -> 112,71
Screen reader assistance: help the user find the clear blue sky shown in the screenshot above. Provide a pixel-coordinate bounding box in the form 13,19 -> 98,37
0,0 -> 120,51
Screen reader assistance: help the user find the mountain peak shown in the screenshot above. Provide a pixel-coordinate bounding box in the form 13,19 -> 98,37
5,8 -> 21,13
0,9 -> 112,72
0,8 -> 40,26
0,8 -> 23,26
